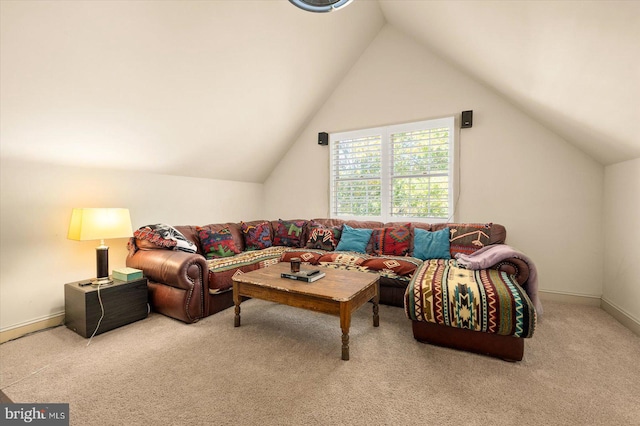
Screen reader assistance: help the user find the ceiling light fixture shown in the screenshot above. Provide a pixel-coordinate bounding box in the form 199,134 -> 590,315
289,0 -> 353,13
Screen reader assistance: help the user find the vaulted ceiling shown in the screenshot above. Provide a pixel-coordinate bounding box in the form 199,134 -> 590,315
1,1 -> 638,183
380,0 -> 640,166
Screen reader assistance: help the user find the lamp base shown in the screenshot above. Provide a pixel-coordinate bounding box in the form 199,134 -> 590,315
91,277 -> 114,286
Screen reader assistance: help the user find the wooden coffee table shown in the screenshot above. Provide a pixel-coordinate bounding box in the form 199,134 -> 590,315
232,262 -> 379,360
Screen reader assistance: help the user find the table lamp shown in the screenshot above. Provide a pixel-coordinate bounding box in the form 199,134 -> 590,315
67,208 -> 133,286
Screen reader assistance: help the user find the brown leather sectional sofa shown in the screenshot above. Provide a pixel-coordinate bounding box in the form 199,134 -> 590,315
126,219 -> 530,324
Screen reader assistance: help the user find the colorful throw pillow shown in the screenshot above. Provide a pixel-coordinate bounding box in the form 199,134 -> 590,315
367,223 -> 412,256
134,224 -> 197,253
273,219 -> 307,247
305,222 -> 342,251
413,228 -> 451,260
335,225 -> 372,254
241,221 -> 272,250
196,226 -> 241,259
448,223 -> 492,256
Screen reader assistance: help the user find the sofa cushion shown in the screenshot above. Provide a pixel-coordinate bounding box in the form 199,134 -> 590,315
305,222 -> 342,251
335,225 -> 372,253
280,248 -> 325,264
272,219 -> 307,247
413,228 -> 451,260
241,221 -> 273,250
197,226 -> 241,259
134,224 -> 197,253
318,251 -> 369,266
206,246 -> 285,293
367,223 -> 412,256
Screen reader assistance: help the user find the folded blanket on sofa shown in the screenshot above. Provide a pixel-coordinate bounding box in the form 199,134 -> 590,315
455,245 -> 542,315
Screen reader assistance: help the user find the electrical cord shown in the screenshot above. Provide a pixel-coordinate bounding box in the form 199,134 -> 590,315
447,124 -> 463,222
86,283 -> 105,347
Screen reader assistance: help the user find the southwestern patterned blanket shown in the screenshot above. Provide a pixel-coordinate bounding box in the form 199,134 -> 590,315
405,259 -> 536,338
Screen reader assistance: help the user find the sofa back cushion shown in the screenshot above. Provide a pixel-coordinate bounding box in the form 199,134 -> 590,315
432,223 -> 506,256
312,218 -> 384,230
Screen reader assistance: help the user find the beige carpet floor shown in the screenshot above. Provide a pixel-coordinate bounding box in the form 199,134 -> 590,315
1,299 -> 639,425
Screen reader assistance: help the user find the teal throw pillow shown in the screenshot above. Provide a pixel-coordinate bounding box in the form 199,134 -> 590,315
335,225 -> 373,254
413,228 -> 451,260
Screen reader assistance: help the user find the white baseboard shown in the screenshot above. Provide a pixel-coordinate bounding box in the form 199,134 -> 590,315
0,312 -> 65,344
600,298 -> 640,337
538,290 -> 639,337
538,289 -> 601,306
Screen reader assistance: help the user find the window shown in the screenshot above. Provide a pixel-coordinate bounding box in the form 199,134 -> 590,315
330,117 -> 455,223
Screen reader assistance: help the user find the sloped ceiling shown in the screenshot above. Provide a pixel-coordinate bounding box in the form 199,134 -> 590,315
380,0 -> 640,165
1,1 -> 638,185
0,1 -> 384,182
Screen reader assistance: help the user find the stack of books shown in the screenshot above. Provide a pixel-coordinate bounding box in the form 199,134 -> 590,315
281,269 -> 326,283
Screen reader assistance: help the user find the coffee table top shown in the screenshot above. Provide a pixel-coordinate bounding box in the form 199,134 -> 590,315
232,262 -> 379,302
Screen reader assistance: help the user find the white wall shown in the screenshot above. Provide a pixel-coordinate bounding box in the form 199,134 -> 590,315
264,25 -> 604,298
603,158 -> 640,321
0,158 -> 264,331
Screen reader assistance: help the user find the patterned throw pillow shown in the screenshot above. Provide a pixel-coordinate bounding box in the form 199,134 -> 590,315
134,223 -> 197,253
272,219 -> 307,247
448,223 -> 492,256
367,223 -> 412,256
241,221 -> 272,250
196,227 -> 241,259
305,222 -> 342,251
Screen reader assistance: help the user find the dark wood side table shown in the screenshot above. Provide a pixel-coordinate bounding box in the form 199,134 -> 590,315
64,277 -> 148,338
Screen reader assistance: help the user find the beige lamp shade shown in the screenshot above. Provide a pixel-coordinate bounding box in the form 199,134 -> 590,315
67,208 -> 133,241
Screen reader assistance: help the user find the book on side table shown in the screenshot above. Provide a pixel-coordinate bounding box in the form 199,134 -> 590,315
112,267 -> 143,282
281,269 -> 326,283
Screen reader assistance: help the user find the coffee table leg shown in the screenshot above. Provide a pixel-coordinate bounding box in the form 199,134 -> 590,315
233,283 -> 241,327
341,332 -> 349,361
373,302 -> 379,327
340,303 -> 351,361
373,285 -> 380,327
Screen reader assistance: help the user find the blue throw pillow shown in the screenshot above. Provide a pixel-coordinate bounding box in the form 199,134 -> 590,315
335,224 -> 373,253
413,228 -> 451,260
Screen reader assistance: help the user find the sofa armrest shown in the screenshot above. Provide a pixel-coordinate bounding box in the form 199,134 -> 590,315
492,257 -> 530,286
126,249 -> 208,323
127,249 -> 207,291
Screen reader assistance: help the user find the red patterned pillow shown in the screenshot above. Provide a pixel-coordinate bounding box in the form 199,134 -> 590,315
367,223 -> 412,256
280,250 -> 323,264
196,226 -> 241,259
360,256 -> 421,277
273,219 -> 307,247
241,221 -> 272,250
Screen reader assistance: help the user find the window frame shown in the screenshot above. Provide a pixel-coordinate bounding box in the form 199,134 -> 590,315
329,116 -> 456,223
